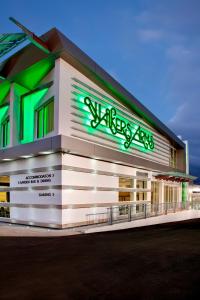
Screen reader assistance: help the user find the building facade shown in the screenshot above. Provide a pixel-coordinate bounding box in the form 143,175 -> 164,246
0,28 -> 192,228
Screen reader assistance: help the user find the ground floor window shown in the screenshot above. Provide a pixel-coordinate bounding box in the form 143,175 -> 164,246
164,185 -> 178,207
0,176 -> 10,218
119,177 -> 133,215
151,181 -> 159,205
136,179 -> 147,201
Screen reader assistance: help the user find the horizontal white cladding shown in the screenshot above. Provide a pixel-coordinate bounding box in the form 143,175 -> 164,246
62,190 -> 118,204
70,90 -> 170,165
10,207 -> 61,223
62,153 -> 151,178
61,170 -> 118,188
0,153 -> 62,175
71,130 -> 169,166
10,190 -> 61,205
58,59 -> 172,168
62,207 -> 108,224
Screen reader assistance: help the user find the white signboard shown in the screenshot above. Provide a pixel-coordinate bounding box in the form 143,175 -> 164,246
10,189 -> 61,204
10,171 -> 61,188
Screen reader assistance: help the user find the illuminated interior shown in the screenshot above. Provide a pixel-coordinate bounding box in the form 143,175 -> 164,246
20,88 -> 49,144
0,176 -> 10,218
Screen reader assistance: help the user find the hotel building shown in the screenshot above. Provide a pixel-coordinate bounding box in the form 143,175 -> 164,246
0,26 -> 194,228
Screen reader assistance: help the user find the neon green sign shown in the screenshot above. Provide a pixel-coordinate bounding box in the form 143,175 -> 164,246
84,97 -> 154,151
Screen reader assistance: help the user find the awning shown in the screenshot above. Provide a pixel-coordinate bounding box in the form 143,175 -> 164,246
155,172 -> 196,182
0,33 -> 27,58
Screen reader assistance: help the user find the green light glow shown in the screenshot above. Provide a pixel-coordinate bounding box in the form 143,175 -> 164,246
0,81 -> 10,106
20,88 -> 48,144
13,57 -> 54,90
0,105 -> 9,123
83,96 -> 154,152
182,182 -> 188,204
0,105 -> 9,148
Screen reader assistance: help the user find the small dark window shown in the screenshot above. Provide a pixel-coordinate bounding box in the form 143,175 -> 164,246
1,118 -> 10,148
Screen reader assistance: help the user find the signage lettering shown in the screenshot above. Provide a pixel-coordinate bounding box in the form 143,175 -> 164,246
84,96 -> 154,151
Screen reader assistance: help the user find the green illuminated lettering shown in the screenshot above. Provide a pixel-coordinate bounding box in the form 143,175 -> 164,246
83,96 -> 155,151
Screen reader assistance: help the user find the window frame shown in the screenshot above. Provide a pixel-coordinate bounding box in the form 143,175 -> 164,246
19,81 -> 53,142
35,97 -> 54,139
1,116 -> 10,148
170,147 -> 177,168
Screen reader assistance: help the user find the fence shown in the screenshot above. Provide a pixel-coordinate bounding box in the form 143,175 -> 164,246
86,201 -> 190,226
191,199 -> 200,210
0,206 -> 10,218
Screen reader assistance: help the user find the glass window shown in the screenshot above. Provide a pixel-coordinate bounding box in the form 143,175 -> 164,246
136,179 -> 147,201
119,177 -> 133,188
170,147 -> 177,168
151,181 -> 159,205
20,88 -> 49,144
1,118 -> 10,148
164,186 -> 178,203
136,179 -> 147,189
36,99 -> 54,139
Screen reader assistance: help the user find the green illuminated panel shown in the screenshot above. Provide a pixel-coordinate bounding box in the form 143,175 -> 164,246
37,99 -> 54,138
13,57 -> 54,90
0,81 -> 10,106
37,108 -> 44,138
182,182 -> 188,204
0,105 -> 9,124
74,92 -> 155,152
0,105 -> 9,148
20,88 -> 48,144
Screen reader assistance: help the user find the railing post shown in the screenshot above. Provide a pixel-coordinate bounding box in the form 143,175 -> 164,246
109,206 -> 113,225
174,201 -> 176,213
144,204 -> 147,218
156,203 -> 158,216
165,202 -> 168,215
128,204 -> 131,222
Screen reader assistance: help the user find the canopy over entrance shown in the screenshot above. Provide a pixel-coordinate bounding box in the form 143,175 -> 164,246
155,172 -> 196,182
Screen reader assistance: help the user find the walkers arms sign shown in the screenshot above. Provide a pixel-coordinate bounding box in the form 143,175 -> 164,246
83,96 -> 154,152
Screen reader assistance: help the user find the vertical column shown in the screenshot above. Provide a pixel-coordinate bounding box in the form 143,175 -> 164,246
146,172 -> 152,214
182,182 -> 188,208
54,58 -> 71,137
10,83 -> 29,147
8,83 -> 14,147
147,171 -> 152,202
132,170 -> 137,215
159,181 -> 165,212
53,58 -> 60,135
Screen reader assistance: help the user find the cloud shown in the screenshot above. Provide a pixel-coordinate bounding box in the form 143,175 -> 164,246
137,29 -> 163,42
167,44 -> 200,171
115,1 -> 200,177
134,1 -> 200,176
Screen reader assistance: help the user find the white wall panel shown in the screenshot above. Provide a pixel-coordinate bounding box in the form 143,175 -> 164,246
10,207 -> 61,223
62,190 -> 117,204
10,190 -> 61,205
61,170 -> 118,188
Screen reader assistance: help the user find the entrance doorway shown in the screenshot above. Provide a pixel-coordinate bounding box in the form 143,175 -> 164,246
164,185 -> 178,211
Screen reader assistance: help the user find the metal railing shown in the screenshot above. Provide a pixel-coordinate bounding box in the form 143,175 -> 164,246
0,206 -> 10,218
191,199 -> 200,210
86,201 -> 190,226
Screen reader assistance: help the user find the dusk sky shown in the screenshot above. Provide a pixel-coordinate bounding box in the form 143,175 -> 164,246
1,0 -> 200,178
